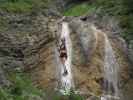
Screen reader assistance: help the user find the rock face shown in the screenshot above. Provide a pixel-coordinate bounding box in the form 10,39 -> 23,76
0,12 -> 55,86
0,11 -> 132,99
28,16 -> 132,99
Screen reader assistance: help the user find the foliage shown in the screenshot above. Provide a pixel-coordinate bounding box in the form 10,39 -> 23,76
0,0 -> 51,13
0,71 -> 45,100
63,3 -> 96,16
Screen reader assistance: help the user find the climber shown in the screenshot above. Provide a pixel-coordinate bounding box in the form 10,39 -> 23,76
58,38 -> 68,76
59,38 -> 67,60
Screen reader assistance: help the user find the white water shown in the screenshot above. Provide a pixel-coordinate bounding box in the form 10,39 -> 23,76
56,22 -> 74,93
102,34 -> 120,100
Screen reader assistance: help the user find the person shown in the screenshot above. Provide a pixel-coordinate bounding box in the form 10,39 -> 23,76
59,38 -> 67,61
58,38 -> 68,76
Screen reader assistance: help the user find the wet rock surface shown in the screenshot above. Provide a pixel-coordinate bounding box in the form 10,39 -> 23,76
0,10 -> 132,99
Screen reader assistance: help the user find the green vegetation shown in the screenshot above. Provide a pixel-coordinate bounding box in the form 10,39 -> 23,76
63,3 -> 96,16
0,0 -> 51,13
0,71 -> 45,100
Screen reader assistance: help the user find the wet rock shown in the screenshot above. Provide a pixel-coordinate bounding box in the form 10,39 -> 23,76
0,9 -> 132,99
0,12 -> 55,87
70,18 -> 98,62
26,16 -> 132,99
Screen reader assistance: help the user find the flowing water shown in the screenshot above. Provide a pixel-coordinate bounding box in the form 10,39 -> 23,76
56,22 -> 120,98
102,34 -> 120,100
56,22 -> 74,93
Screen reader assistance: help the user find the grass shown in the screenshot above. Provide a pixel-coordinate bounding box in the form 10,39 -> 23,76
63,3 -> 96,16
0,0 -> 51,13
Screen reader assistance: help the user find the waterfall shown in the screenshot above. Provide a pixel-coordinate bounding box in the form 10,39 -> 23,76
102,34 -> 120,100
56,22 -> 74,94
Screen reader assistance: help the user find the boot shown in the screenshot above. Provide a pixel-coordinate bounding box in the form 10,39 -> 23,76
63,69 -> 68,76
63,65 -> 68,76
